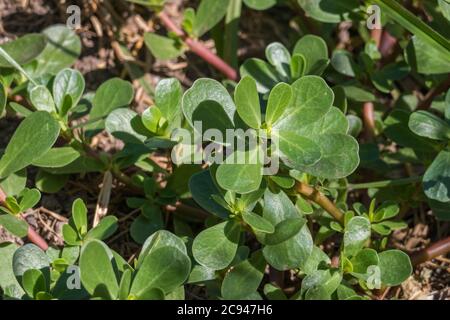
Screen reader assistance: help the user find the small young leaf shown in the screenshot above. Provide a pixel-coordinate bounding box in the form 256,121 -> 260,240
290,54 -> 306,80
105,108 -> 147,144
142,106 -> 162,133
265,83 -> 292,126
88,78 -> 134,130
293,35 -> 329,75
216,149 -> 263,195
343,216 -> 371,257
155,78 -> 182,122
189,170 -> 230,219
240,58 -> 281,94
22,269 -> 47,299
331,50 -> 359,77
18,188 -> 41,211
235,76 -> 261,129
30,85 -> 56,113
242,211 -> 274,233
85,216 -> 118,241
182,78 -> 236,128
52,68 -> 85,113
62,224 -> 81,246
265,42 -> 291,80
72,198 -> 88,235
350,248 -> 379,275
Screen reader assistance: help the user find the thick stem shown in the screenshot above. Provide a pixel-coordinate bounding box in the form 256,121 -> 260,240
0,187 -> 48,251
411,236 -> 450,266
157,11 -> 238,81
363,102 -> 376,140
296,182 -> 345,225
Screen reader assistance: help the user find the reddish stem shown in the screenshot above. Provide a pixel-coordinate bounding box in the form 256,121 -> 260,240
411,236 -> 450,266
363,102 -> 376,140
27,226 -> 49,251
157,11 -> 238,81
0,187 -> 49,251
379,30 -> 397,58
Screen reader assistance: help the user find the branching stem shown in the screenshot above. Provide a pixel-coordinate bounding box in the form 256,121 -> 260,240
296,182 -> 345,225
157,11 -> 238,81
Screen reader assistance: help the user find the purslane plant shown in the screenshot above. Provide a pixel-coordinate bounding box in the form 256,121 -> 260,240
0,0 -> 449,299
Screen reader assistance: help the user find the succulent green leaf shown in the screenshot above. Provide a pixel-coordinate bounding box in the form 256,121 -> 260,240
221,250 -> 266,299
244,0 -> 276,10
265,83 -> 292,126
0,111 -> 60,179
13,244 -> 50,277
378,250 -> 412,286
86,216 -> 118,241
423,150 -> 450,202
0,214 -> 28,237
79,240 -> 119,298
193,0 -> 231,37
182,78 -> 236,129
409,110 -> 450,141
131,246 -> 191,295
235,76 -> 261,129
242,211 -> 274,233
240,58 -> 281,94
144,33 -> 184,60
32,147 -> 80,168
293,35 -> 329,75
34,25 -> 81,76
216,149 -> 263,194
155,78 -> 182,122
189,170 -> 230,219
22,269 -> 47,299
53,68 -> 85,113
343,216 -> 371,257
0,34 -> 46,67
18,188 -> 41,211
88,78 -> 134,130
297,0 -> 359,23
265,42 -> 291,80
192,220 -> 241,270
30,85 -> 56,113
